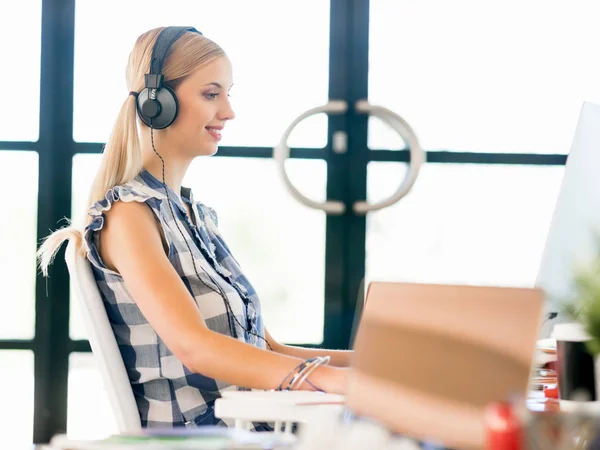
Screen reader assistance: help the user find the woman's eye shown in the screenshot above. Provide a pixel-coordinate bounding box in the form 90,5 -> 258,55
205,93 -> 218,100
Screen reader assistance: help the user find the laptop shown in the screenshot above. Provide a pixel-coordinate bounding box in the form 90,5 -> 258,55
346,281 -> 544,450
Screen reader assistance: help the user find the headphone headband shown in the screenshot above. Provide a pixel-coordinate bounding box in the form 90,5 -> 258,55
146,26 -> 202,88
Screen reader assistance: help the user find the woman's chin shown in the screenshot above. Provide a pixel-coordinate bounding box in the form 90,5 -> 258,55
194,145 -> 219,158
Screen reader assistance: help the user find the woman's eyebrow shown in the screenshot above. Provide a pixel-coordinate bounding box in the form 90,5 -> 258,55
203,82 -> 234,90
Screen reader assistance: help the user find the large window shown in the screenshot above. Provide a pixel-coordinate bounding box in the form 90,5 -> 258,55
4,0 -> 592,444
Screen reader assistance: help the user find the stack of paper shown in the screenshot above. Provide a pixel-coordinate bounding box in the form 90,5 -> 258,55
48,426 -> 295,450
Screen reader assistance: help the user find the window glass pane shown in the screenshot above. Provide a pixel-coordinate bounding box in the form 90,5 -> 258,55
0,152 -> 38,339
71,154 -> 326,344
369,0 -> 600,154
68,353 -> 118,439
184,157 -> 326,344
0,351 -> 34,447
0,2 -> 41,141
73,0 -> 330,148
366,163 -> 564,287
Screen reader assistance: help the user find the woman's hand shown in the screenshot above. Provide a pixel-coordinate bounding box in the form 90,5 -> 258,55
310,365 -> 349,395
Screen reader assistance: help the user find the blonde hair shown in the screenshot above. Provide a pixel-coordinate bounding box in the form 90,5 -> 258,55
37,27 -> 225,276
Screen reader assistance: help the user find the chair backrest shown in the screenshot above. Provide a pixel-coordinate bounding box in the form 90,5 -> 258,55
65,239 -> 142,432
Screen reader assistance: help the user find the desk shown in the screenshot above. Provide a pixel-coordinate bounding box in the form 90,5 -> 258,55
214,390 -> 562,433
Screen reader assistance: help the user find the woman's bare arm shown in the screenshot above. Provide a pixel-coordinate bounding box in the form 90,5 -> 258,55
265,328 -> 353,367
98,200 -> 347,394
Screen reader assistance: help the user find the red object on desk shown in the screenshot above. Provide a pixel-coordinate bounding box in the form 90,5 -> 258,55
484,403 -> 523,450
544,385 -> 558,399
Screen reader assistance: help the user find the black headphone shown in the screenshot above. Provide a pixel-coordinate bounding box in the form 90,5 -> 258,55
136,26 -> 202,129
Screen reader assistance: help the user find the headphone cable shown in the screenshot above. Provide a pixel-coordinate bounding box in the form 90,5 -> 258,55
150,128 -> 273,351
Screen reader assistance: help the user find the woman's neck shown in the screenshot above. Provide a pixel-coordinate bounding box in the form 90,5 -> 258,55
140,133 -> 192,201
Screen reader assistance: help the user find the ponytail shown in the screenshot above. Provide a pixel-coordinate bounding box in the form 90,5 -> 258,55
37,94 -> 142,276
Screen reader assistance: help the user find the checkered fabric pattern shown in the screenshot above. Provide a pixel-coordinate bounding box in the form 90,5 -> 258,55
83,169 -> 266,429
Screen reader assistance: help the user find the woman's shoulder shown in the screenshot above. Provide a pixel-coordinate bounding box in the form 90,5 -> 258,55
87,177 -> 166,220
84,177 -> 170,242
83,177 -> 169,275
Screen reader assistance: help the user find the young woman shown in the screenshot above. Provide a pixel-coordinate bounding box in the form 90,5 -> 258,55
38,26 -> 350,429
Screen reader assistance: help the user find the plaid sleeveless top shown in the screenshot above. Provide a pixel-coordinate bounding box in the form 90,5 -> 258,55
83,168 -> 266,429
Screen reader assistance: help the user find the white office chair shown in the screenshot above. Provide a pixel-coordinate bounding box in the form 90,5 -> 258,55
65,238 -> 142,433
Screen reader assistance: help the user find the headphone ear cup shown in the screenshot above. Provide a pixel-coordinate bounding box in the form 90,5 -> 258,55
135,85 -> 179,129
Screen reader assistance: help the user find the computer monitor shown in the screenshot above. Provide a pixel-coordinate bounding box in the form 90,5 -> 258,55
536,101 -> 600,337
